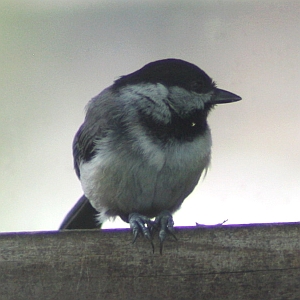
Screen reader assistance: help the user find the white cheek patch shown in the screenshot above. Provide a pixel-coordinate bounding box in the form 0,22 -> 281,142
168,86 -> 213,114
120,83 -> 172,123
122,83 -> 169,100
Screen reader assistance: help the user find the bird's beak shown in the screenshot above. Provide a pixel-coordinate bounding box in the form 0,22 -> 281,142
212,88 -> 242,104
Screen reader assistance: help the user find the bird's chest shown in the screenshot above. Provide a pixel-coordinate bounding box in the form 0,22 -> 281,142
126,131 -> 212,215
80,129 -> 212,215
136,128 -> 212,172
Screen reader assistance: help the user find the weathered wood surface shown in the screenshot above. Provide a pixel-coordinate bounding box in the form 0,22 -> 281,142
1,223 -> 300,299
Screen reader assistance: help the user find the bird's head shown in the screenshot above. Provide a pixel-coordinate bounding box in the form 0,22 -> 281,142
112,59 -> 241,142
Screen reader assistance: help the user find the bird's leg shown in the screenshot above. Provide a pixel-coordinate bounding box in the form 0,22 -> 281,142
128,213 -> 154,252
154,210 -> 177,254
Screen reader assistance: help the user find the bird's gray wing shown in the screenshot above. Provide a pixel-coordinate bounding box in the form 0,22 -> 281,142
60,124 -> 102,230
60,92 -> 117,230
72,123 -> 99,178
73,89 -> 121,178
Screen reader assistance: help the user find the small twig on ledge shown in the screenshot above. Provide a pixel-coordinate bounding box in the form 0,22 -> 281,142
195,219 -> 228,227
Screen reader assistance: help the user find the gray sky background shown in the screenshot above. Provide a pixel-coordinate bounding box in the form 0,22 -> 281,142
1,0 -> 300,232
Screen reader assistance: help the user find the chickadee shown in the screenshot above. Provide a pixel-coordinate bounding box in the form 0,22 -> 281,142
60,59 -> 241,252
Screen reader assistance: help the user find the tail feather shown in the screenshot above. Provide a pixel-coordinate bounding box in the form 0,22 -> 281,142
59,195 -> 100,230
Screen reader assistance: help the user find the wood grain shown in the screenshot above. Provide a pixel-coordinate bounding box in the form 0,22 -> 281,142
1,223 -> 300,299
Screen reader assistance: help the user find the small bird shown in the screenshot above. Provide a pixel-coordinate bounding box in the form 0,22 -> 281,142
59,59 -> 241,253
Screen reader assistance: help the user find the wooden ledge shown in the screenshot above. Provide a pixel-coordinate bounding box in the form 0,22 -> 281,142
1,223 -> 300,299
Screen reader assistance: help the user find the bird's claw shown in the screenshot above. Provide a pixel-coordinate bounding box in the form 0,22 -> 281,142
128,211 -> 177,254
154,211 -> 177,254
129,213 -> 154,252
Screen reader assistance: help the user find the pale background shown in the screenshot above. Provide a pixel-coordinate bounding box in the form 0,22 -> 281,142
1,0 -> 300,232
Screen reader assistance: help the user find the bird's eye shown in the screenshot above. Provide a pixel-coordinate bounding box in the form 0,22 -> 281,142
190,80 -> 204,92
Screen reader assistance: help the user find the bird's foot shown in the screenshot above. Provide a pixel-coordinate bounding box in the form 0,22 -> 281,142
128,213 -> 154,252
154,210 -> 177,254
128,211 -> 177,254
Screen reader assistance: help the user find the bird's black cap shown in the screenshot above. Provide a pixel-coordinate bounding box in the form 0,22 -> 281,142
113,58 -> 216,94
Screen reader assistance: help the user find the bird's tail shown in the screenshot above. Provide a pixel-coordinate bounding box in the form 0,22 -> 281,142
59,195 -> 100,230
